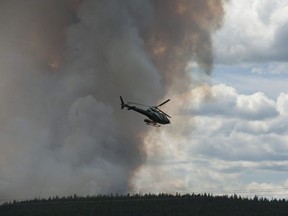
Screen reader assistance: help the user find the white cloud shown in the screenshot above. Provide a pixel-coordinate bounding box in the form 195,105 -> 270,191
139,0 -> 288,198
140,0 -> 288,198
191,84 -> 278,120
134,84 -> 288,198
236,92 -> 278,119
276,92 -> 288,115
213,0 -> 288,65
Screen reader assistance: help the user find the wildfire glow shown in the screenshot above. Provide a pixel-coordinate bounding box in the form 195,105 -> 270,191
49,60 -> 61,70
153,45 -> 167,56
176,2 -> 187,15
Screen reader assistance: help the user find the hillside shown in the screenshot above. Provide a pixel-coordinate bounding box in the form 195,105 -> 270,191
1,193 -> 288,216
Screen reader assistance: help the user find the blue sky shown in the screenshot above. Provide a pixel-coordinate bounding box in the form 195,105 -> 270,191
134,0 -> 288,198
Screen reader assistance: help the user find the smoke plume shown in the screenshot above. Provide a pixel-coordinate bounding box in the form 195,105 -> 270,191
0,0 -> 224,201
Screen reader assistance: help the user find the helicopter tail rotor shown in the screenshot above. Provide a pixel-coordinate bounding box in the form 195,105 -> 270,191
120,96 -> 125,109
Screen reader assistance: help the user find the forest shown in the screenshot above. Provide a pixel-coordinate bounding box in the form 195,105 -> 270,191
1,193 -> 288,216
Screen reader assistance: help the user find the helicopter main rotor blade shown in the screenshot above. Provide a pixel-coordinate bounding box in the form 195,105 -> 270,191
127,102 -> 150,107
157,108 -> 171,118
156,99 -> 170,107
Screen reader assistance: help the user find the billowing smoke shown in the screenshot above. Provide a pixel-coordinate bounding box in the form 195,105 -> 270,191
143,0 -> 224,91
0,0 -> 224,201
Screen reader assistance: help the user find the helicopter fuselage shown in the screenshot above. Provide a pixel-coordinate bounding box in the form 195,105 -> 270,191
126,105 -> 170,125
120,96 -> 171,126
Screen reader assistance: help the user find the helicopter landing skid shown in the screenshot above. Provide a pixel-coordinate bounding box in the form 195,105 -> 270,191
144,119 -> 161,127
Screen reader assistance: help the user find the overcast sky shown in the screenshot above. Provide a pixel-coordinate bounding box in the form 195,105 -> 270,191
134,0 -> 288,199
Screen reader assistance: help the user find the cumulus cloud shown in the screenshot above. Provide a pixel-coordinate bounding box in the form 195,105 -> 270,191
135,84 -> 288,198
276,93 -> 288,115
191,84 -> 279,120
213,0 -> 288,65
136,0 -> 288,198
148,0 -> 288,199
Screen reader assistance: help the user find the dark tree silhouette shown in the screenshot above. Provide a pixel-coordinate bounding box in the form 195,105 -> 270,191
1,193 -> 288,216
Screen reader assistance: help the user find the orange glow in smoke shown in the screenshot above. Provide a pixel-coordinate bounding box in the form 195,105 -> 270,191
176,2 -> 187,15
153,45 -> 167,56
49,59 -> 61,70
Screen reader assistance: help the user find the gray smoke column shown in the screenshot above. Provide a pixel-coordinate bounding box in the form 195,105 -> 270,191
0,0 -> 224,201
143,0 -> 224,91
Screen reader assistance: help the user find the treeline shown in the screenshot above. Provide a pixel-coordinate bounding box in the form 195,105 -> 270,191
1,193 -> 288,216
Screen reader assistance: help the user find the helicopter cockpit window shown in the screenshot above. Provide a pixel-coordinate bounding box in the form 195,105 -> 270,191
147,108 -> 153,113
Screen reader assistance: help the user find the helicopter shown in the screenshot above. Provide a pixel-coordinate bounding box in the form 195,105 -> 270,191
120,96 -> 171,127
